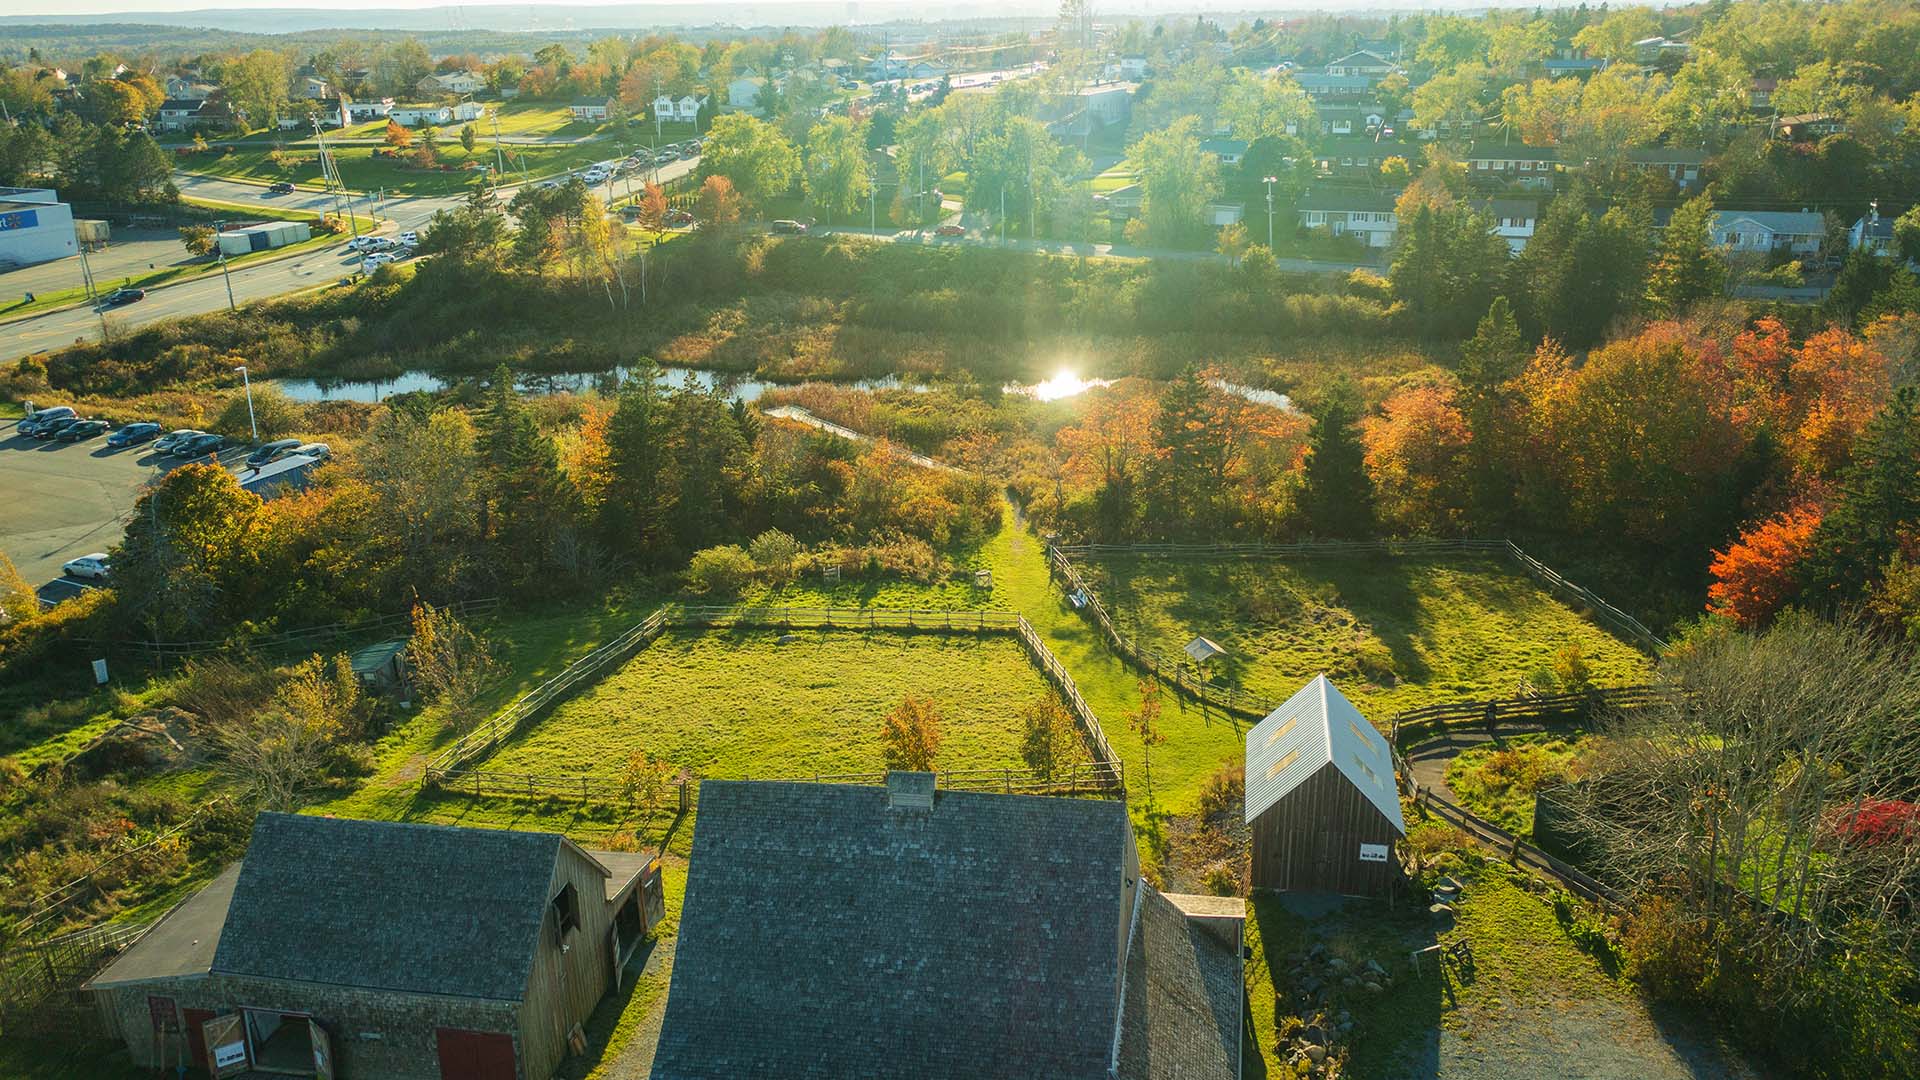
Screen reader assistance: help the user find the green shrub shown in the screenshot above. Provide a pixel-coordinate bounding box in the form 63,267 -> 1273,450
687,545 -> 756,595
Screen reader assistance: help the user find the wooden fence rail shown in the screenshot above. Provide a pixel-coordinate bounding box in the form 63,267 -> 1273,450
0,917 -> 155,1019
422,604 -> 1126,803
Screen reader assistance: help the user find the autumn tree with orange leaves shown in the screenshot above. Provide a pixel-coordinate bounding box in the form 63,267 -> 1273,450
1363,384 -> 1472,532
1707,506 -> 1824,627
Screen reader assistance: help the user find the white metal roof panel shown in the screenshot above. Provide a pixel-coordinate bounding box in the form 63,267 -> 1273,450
1243,675 -> 1405,835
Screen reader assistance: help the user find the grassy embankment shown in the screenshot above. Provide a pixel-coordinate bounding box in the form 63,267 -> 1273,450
1445,735 -> 1588,836
1077,552 -> 1654,717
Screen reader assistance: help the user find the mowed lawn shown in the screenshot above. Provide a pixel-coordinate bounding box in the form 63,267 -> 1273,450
483,628 -> 1055,779
1077,553 -> 1653,718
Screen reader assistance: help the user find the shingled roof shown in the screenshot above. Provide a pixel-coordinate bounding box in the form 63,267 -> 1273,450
1116,888 -> 1244,1080
653,778 -> 1140,1080
211,813 -> 593,1002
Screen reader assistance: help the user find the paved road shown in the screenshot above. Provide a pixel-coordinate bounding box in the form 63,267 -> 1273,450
0,420 -> 246,596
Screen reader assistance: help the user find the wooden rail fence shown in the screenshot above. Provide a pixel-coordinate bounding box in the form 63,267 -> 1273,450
1,918 -> 156,1022
78,597 -> 502,662
421,604 -> 1126,804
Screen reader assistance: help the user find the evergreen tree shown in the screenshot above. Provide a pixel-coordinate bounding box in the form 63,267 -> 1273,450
602,363 -> 674,561
662,376 -> 748,554
1296,380 -> 1376,538
474,365 -> 569,582
1145,367 -> 1213,532
1389,204 -> 1448,322
1646,189 -> 1726,316
1458,298 -> 1528,522
1799,387 -> 1920,599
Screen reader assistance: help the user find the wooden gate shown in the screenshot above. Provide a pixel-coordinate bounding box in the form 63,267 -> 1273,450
436,1027 -> 516,1080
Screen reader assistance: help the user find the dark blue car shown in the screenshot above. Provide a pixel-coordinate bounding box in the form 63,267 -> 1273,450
106,421 -> 162,447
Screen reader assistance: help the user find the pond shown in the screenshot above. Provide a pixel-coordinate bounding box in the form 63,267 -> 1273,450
271,365 -> 920,403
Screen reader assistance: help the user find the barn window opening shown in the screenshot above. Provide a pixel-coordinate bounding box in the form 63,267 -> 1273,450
1263,716 -> 1299,747
552,882 -> 581,937
1266,749 -> 1299,779
1348,720 -> 1379,758
1351,754 -> 1382,787
241,1008 -> 322,1075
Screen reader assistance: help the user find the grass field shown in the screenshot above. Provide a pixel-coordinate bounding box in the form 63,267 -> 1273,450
483,629 -> 1054,779
1077,553 -> 1654,718
182,139 -> 615,196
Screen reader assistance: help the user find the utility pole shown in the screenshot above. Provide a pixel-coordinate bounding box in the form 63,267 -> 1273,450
492,112 -> 507,179
313,114 -> 359,239
213,220 -> 236,311
1263,175 -> 1277,251
75,234 -> 98,301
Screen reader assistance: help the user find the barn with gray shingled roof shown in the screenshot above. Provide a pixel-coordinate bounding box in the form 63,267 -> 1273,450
650,774 -> 1244,1080
86,813 -> 665,1080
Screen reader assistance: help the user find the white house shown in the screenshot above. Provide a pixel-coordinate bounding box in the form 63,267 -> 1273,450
1850,208 -> 1898,255
726,74 -> 777,111
342,97 -> 394,123
451,100 -> 486,122
1713,210 -> 1826,256
1487,197 -> 1539,253
568,97 -> 615,122
1207,202 -> 1246,227
0,188 -> 78,270
390,104 -> 455,126
1295,186 -> 1400,248
1199,138 -> 1249,166
418,70 -> 487,97
165,74 -> 215,100
155,99 -> 209,131
294,75 -> 331,100
652,94 -> 707,123
1119,56 -> 1148,79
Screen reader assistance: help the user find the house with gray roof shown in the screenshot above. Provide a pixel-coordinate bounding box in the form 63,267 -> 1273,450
87,813 -> 665,1079
1246,675 -> 1407,896
651,775 -> 1245,1080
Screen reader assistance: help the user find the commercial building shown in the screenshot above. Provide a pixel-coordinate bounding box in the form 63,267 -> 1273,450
0,188 -> 78,270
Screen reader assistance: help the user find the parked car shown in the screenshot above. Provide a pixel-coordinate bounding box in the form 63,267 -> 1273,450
347,236 -> 386,253
33,417 -> 80,439
61,553 -> 110,580
770,220 -> 809,235
106,421 -> 163,447
152,428 -> 202,453
244,438 -> 305,468
58,419 -> 110,442
170,432 -> 226,458
936,224 -> 966,237
291,441 -> 331,461
18,405 -> 75,436
361,252 -> 397,273
102,287 -> 146,306
267,181 -> 296,194
664,208 -> 695,227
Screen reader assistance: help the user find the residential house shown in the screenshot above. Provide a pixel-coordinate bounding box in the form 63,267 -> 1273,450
1849,206 -> 1899,256
1749,77 -> 1778,111
1466,142 -> 1560,189
1199,138 -> 1249,166
451,100 -> 486,122
389,104 -> 455,126
1313,136 -> 1416,176
652,94 -> 707,123
1316,103 -> 1389,137
1625,146 -> 1706,190
1294,73 -> 1376,100
293,75 -> 331,101
1486,197 -> 1540,252
651,775 -> 1245,1080
1544,56 -> 1608,77
1119,55 -> 1149,79
1634,36 -> 1693,64
1208,202 -> 1246,227
155,99 -> 211,132
1774,113 -> 1845,140
164,74 -> 216,100
419,69 -> 487,97
1050,82 -> 1136,137
568,96 -> 615,122
86,814 -> 665,1080
341,97 -> 394,123
1714,209 -> 1827,256
726,71 -> 776,111
1246,676 -> 1407,897
1325,49 -> 1397,78
1295,185 -> 1401,247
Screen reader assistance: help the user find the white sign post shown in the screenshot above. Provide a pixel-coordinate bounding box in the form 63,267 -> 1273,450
1358,843 -> 1390,863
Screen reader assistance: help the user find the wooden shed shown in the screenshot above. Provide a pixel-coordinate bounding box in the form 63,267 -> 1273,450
1245,675 -> 1406,897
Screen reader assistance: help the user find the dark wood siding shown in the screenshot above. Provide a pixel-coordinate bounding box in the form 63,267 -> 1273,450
1250,763 -> 1402,896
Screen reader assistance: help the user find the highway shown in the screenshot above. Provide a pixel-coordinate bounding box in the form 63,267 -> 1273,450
1,156 -> 702,363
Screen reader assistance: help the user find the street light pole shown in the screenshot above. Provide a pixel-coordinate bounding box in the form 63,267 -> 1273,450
233,364 -> 257,443
1263,175 -> 1278,251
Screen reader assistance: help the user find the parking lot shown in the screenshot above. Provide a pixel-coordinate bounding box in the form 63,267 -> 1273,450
0,419 -> 244,603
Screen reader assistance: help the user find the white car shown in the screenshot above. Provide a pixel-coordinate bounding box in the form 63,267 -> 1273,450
152,428 -> 203,453
362,252 -> 397,272
62,553 -> 110,580
291,441 -> 332,461
346,236 -> 380,253
397,231 -> 419,246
